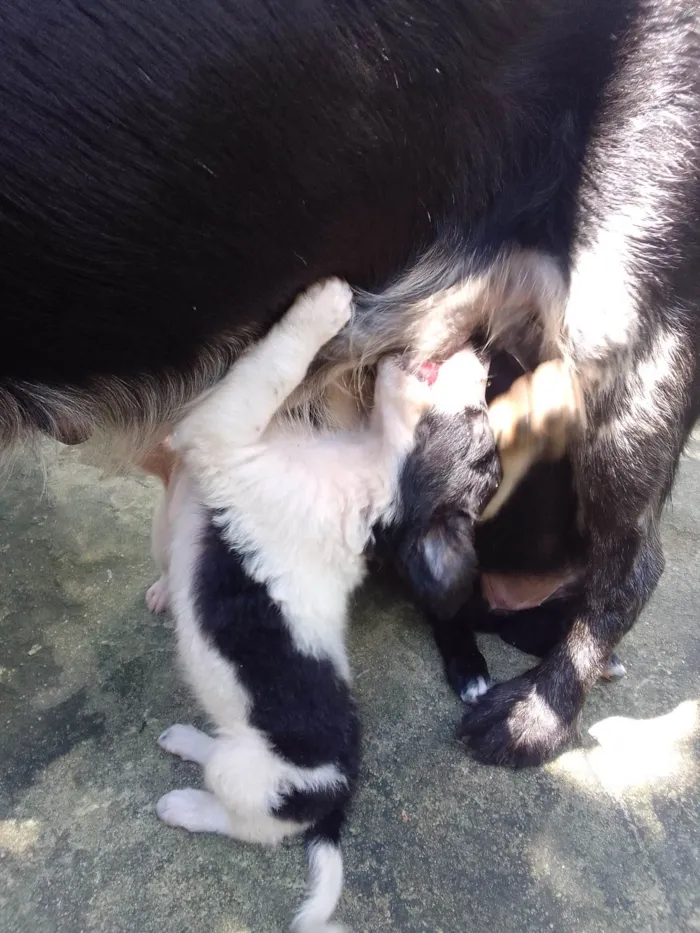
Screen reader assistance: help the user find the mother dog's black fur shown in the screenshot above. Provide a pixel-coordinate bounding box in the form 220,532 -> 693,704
2,0 -> 700,766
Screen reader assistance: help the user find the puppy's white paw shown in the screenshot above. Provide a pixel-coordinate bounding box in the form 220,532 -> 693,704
295,278 -> 353,341
158,724 -> 214,764
460,676 -> 492,705
156,789 -> 207,831
146,576 -> 169,614
156,788 -> 232,835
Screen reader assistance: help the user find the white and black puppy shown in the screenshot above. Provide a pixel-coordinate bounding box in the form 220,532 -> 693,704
145,279 -> 485,932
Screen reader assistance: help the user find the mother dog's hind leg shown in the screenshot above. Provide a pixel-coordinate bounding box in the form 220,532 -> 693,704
461,311 -> 697,766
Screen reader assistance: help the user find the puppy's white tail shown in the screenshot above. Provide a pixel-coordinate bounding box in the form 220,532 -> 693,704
290,810 -> 346,933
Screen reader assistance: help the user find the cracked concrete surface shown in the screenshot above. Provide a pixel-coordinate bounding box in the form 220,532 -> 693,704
0,440 -> 698,933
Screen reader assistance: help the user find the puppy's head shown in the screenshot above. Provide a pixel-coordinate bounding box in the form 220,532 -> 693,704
377,349 -> 502,619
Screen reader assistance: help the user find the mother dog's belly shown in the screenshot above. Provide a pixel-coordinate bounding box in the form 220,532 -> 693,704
480,569 -> 580,612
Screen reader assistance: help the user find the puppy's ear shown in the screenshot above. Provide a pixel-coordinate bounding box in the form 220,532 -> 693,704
399,513 -> 478,619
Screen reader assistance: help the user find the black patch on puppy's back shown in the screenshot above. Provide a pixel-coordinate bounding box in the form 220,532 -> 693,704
194,513 -> 359,780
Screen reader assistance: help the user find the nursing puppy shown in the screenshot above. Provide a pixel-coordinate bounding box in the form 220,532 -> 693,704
413,352 -> 626,717
146,279 -> 490,932
375,344 -> 502,622
377,345 -> 590,701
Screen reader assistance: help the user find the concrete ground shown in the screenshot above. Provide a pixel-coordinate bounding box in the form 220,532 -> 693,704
0,439 -> 698,933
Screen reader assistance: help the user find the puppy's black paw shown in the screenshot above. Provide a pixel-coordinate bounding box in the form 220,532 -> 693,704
459,671 -> 579,767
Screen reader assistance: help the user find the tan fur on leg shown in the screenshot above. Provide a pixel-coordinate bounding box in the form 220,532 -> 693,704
137,439 -> 178,487
481,360 -> 586,521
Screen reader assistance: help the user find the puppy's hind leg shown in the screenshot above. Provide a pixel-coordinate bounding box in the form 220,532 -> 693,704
158,724 -> 217,765
157,788 -> 234,836
156,726 -> 231,834
146,575 -> 170,614
145,450 -> 176,613
146,494 -> 171,613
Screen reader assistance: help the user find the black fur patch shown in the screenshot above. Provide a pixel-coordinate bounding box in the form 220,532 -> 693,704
0,0 -> 630,395
378,404 -> 501,619
194,514 -> 360,782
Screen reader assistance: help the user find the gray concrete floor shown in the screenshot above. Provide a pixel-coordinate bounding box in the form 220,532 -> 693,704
0,439 -> 698,933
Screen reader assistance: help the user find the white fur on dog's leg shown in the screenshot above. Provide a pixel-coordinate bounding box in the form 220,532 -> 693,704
460,676 -> 492,705
158,724 -> 216,765
156,788 -> 233,836
601,653 -> 627,681
146,575 -> 170,614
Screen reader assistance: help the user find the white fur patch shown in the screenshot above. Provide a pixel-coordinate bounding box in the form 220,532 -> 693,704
563,225 -> 641,378
460,676 -> 492,704
156,788 -> 233,836
593,326 -> 687,453
292,841 -> 346,933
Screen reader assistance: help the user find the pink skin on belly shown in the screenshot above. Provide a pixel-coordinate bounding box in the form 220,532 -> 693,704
417,360 -> 440,385
481,570 -> 578,611
414,354 -> 576,613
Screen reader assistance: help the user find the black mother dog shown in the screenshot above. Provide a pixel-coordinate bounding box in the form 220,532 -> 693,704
1,0 -> 698,766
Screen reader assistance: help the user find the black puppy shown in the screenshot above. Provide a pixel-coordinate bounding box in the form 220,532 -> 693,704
2,0 -> 699,766
376,345 -> 502,625
436,354 -> 625,710
378,350 -> 588,693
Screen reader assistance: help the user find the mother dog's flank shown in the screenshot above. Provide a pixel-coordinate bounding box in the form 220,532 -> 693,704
1,0 -> 699,767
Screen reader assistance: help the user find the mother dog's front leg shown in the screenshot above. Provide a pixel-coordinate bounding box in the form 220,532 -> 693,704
460,523 -> 664,767
461,307 -> 695,766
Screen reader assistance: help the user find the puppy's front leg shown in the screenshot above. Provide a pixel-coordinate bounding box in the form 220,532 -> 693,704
175,278 -> 353,455
429,611 -> 492,704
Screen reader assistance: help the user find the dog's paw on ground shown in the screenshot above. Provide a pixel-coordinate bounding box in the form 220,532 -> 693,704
459,675 -> 493,705
146,576 -> 169,613
156,788 -> 232,836
158,723 -> 214,764
156,789 -> 210,831
459,672 -> 578,767
601,652 -> 627,681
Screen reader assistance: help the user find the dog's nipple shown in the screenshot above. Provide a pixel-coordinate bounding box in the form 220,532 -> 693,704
417,361 -> 440,385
